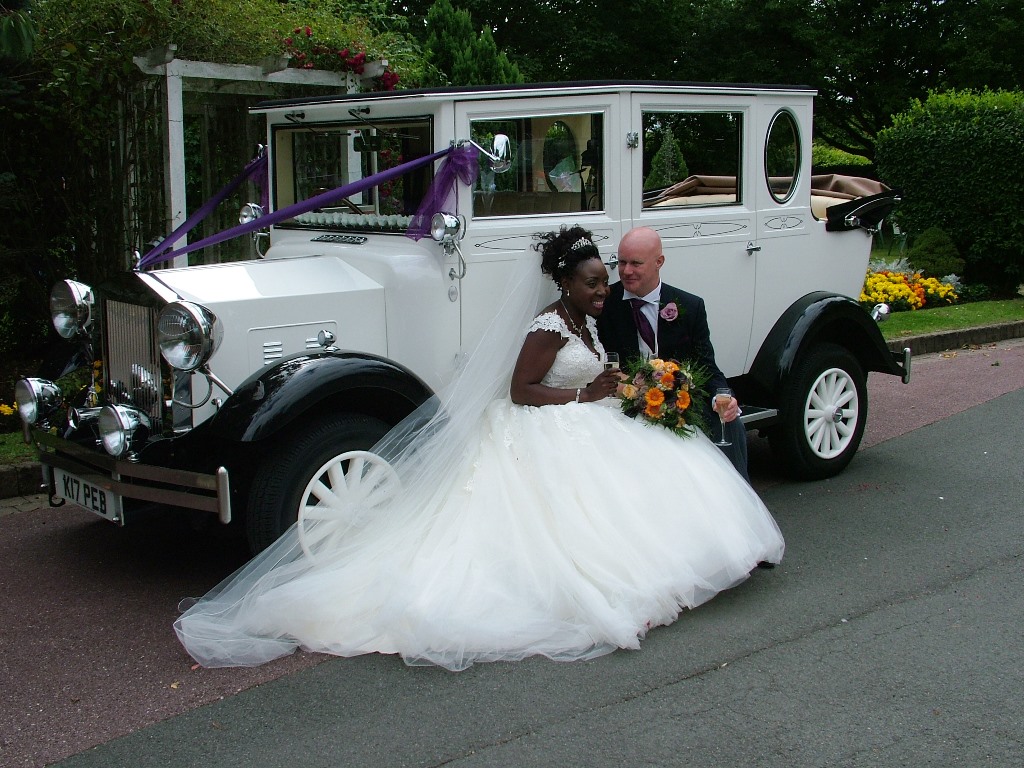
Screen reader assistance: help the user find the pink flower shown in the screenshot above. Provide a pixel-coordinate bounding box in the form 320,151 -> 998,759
305,26 -> 312,37
659,302 -> 679,322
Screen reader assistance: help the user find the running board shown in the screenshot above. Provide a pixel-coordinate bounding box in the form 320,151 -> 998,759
740,406 -> 778,428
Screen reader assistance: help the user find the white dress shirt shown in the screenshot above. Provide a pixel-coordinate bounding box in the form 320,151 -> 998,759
622,283 -> 662,359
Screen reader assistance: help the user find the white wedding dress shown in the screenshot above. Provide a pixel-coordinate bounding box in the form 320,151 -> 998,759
175,304 -> 784,671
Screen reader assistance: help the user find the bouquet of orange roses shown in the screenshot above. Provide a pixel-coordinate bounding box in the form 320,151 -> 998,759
619,357 -> 710,438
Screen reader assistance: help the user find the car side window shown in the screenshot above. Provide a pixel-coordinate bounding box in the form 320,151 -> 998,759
641,111 -> 742,209
470,113 -> 604,217
765,109 -> 800,202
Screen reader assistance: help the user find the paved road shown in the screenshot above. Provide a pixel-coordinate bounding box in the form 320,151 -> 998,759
2,340 -> 1022,767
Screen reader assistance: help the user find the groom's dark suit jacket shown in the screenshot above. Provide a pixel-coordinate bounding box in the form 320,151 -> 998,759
597,281 -> 748,477
596,281 -> 729,402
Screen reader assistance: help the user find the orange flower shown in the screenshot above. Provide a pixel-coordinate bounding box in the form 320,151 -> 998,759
659,372 -> 675,389
644,402 -> 662,419
675,390 -> 691,410
645,388 -> 665,407
663,361 -> 680,374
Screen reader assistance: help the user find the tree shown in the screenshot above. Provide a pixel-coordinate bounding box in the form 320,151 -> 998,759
423,0 -> 522,85
644,129 -> 688,191
687,0 -> 1024,158
0,0 -> 36,59
397,0 -> 1024,159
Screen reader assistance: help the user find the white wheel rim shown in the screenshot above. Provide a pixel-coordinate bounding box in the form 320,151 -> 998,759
802,366 -> 860,460
296,450 -> 400,562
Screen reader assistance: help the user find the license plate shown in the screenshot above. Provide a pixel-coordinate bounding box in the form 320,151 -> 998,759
53,468 -> 123,522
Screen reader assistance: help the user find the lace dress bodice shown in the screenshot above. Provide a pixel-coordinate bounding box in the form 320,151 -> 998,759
528,312 -> 606,390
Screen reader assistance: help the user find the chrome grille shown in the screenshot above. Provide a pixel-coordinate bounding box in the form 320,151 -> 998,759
104,299 -> 164,425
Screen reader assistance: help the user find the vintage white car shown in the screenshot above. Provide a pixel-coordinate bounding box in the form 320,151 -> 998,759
16,81 -> 908,553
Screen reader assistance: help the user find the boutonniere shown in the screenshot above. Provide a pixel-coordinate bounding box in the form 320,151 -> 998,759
659,302 -> 681,322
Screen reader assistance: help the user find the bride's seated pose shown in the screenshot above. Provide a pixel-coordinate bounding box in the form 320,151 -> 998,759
175,225 -> 784,671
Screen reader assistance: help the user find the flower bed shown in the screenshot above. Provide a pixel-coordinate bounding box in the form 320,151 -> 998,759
860,269 -> 958,312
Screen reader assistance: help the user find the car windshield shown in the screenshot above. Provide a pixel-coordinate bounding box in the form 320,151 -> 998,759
272,117 -> 433,232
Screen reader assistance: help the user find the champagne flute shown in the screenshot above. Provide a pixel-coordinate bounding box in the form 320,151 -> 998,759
602,352 -> 620,371
713,387 -> 733,446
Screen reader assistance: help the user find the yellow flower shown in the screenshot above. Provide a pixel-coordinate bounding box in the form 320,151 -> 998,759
621,383 -> 638,400
0,404 -> 14,416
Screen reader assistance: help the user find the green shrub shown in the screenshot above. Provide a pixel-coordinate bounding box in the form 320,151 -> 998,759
644,130 -> 689,191
907,227 -> 965,278
811,142 -> 874,177
958,283 -> 992,303
876,89 -> 1024,294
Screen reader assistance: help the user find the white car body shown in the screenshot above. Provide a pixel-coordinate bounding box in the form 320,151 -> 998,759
21,82 -> 908,553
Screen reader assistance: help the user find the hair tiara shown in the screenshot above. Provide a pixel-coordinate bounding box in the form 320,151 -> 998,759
569,236 -> 595,252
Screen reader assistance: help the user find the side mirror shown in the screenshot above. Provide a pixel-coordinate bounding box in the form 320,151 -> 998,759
489,134 -> 512,174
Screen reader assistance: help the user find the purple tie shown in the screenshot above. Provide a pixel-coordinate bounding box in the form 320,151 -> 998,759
629,298 -> 657,352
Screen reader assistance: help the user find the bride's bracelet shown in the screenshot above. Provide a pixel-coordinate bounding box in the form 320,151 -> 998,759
575,388 -> 582,403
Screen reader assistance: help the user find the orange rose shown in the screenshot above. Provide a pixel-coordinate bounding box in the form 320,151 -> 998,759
659,372 -> 675,389
663,361 -> 680,374
675,390 -> 691,410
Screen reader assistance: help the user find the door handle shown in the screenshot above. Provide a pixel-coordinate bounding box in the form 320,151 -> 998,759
746,241 -> 762,255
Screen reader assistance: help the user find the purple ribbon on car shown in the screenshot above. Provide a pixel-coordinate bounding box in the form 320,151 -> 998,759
405,144 -> 479,240
138,144 -> 477,270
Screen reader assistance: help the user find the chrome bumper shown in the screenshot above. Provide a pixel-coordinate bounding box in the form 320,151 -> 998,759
33,429 -> 232,524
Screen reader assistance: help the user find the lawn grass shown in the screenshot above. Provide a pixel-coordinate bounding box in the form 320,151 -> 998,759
0,431 -> 36,465
879,298 -> 1024,340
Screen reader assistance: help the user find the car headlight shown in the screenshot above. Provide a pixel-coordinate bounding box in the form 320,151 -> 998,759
430,212 -> 461,243
98,405 -> 151,458
14,378 -> 63,426
50,280 -> 94,339
157,301 -> 222,371
239,202 -> 264,225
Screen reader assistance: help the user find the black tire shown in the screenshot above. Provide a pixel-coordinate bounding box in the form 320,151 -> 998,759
245,412 -> 391,554
770,343 -> 867,480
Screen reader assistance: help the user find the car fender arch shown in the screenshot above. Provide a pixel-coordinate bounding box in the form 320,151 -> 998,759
206,351 -> 433,444
746,292 -> 904,396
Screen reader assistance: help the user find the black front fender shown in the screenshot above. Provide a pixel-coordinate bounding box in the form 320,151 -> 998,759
206,351 -> 433,443
747,292 -> 908,396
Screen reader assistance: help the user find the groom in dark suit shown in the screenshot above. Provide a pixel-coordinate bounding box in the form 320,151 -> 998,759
596,227 -> 749,479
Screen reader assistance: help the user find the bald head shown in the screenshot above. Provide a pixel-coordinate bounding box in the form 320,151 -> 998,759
617,227 -> 665,297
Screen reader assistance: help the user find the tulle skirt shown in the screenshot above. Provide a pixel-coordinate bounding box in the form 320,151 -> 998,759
175,399 -> 784,671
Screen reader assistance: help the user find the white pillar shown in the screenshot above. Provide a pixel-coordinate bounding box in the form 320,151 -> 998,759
164,60 -> 188,268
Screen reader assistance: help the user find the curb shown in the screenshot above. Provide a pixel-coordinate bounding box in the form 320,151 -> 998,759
885,320 -> 1024,356
0,460 -> 43,500
3,323 -> 1023,502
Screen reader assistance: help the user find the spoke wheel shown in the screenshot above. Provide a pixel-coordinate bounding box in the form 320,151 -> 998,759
297,450 -> 400,562
802,366 -> 860,460
770,343 -> 867,480
245,413 -> 391,554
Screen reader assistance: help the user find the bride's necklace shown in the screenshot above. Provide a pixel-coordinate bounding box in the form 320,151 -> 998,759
559,299 -> 585,338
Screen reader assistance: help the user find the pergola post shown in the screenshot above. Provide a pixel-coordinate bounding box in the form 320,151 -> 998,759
134,47 -> 377,267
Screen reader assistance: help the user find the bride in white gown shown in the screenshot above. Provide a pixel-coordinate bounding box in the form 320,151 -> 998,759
175,226 -> 784,671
